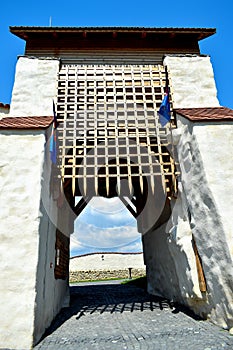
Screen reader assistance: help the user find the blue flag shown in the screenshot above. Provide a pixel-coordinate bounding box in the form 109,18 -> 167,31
158,92 -> 171,127
50,101 -> 58,164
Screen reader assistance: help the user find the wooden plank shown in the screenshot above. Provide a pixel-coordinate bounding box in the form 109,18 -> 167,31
192,236 -> 207,293
119,196 -> 137,218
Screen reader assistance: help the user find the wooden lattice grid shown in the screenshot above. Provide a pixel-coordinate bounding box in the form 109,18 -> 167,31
55,64 -> 178,197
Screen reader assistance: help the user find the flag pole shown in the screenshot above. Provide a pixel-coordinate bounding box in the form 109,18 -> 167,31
165,67 -> 178,197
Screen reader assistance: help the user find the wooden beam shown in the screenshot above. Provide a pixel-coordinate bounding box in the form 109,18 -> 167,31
119,196 -> 137,218
74,197 -> 91,217
192,236 -> 207,292
141,31 -> 147,39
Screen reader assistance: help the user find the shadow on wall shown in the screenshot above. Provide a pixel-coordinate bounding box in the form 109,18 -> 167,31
178,125 -> 233,328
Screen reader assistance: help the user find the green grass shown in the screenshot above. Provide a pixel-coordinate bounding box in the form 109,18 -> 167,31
69,275 -> 147,285
69,276 -> 126,284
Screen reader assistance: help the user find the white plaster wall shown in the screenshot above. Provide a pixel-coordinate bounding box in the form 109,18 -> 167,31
33,126 -> 71,346
0,126 -> 72,348
173,116 -> 233,329
167,187 -> 204,302
142,197 -> 203,306
10,57 -> 59,116
143,55 -> 233,329
164,55 -> 220,108
193,122 -> 233,257
0,130 -> 46,349
70,252 -> 145,271
143,116 -> 233,330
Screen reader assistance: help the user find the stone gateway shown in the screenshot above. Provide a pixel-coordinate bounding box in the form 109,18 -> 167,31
0,26 -> 232,349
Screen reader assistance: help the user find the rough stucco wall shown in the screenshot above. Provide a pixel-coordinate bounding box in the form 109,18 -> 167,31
143,200 -> 203,308
166,188 -> 203,302
0,130 -> 45,349
144,118 -> 233,329
193,122 -> 233,257
174,116 -> 233,329
33,127 -> 70,346
10,56 -> 59,116
0,127 -> 71,348
1,56 -> 71,348
144,54 -> 233,330
164,55 -> 220,108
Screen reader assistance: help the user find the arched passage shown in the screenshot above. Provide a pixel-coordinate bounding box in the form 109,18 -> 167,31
51,124 -> 176,297
52,61 -> 179,307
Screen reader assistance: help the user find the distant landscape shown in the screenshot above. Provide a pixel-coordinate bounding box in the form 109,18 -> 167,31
69,251 -> 146,282
70,197 -> 143,257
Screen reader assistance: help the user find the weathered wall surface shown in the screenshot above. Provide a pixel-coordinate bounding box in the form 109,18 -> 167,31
0,127 -> 72,348
143,55 -> 233,331
193,121 -> 233,257
164,55 -> 220,108
0,130 -> 45,349
33,128 -> 70,346
143,213 -> 203,306
10,56 -> 59,116
0,56 -> 72,349
144,117 -> 233,330
175,116 -> 233,328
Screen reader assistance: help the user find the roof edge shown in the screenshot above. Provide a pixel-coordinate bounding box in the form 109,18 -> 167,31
9,26 -> 216,41
0,116 -> 53,129
174,107 -> 233,122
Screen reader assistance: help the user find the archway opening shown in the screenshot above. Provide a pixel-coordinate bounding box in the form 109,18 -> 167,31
70,196 -> 145,284
52,61 -> 178,312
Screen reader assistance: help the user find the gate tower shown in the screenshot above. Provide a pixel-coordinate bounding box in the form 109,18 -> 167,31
0,27 -> 233,348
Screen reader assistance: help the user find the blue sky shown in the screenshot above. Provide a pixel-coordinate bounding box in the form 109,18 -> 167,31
71,197 -> 141,257
1,0 -> 232,255
1,0 -> 232,108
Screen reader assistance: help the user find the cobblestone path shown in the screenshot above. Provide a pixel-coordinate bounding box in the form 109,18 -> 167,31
34,280 -> 233,350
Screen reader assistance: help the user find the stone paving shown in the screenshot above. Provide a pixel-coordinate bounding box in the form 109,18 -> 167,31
34,280 -> 233,350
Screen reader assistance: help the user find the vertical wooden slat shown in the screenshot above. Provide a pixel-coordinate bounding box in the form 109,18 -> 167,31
144,65 -> 155,194
131,65 -> 143,194
115,119 -> 121,195
94,66 -> 98,196
192,236 -> 207,293
82,66 -> 87,196
103,67 -> 109,196
122,68 -> 133,195
62,67 -> 69,184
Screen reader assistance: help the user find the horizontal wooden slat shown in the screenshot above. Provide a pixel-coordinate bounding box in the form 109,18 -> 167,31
24,49 -> 199,65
